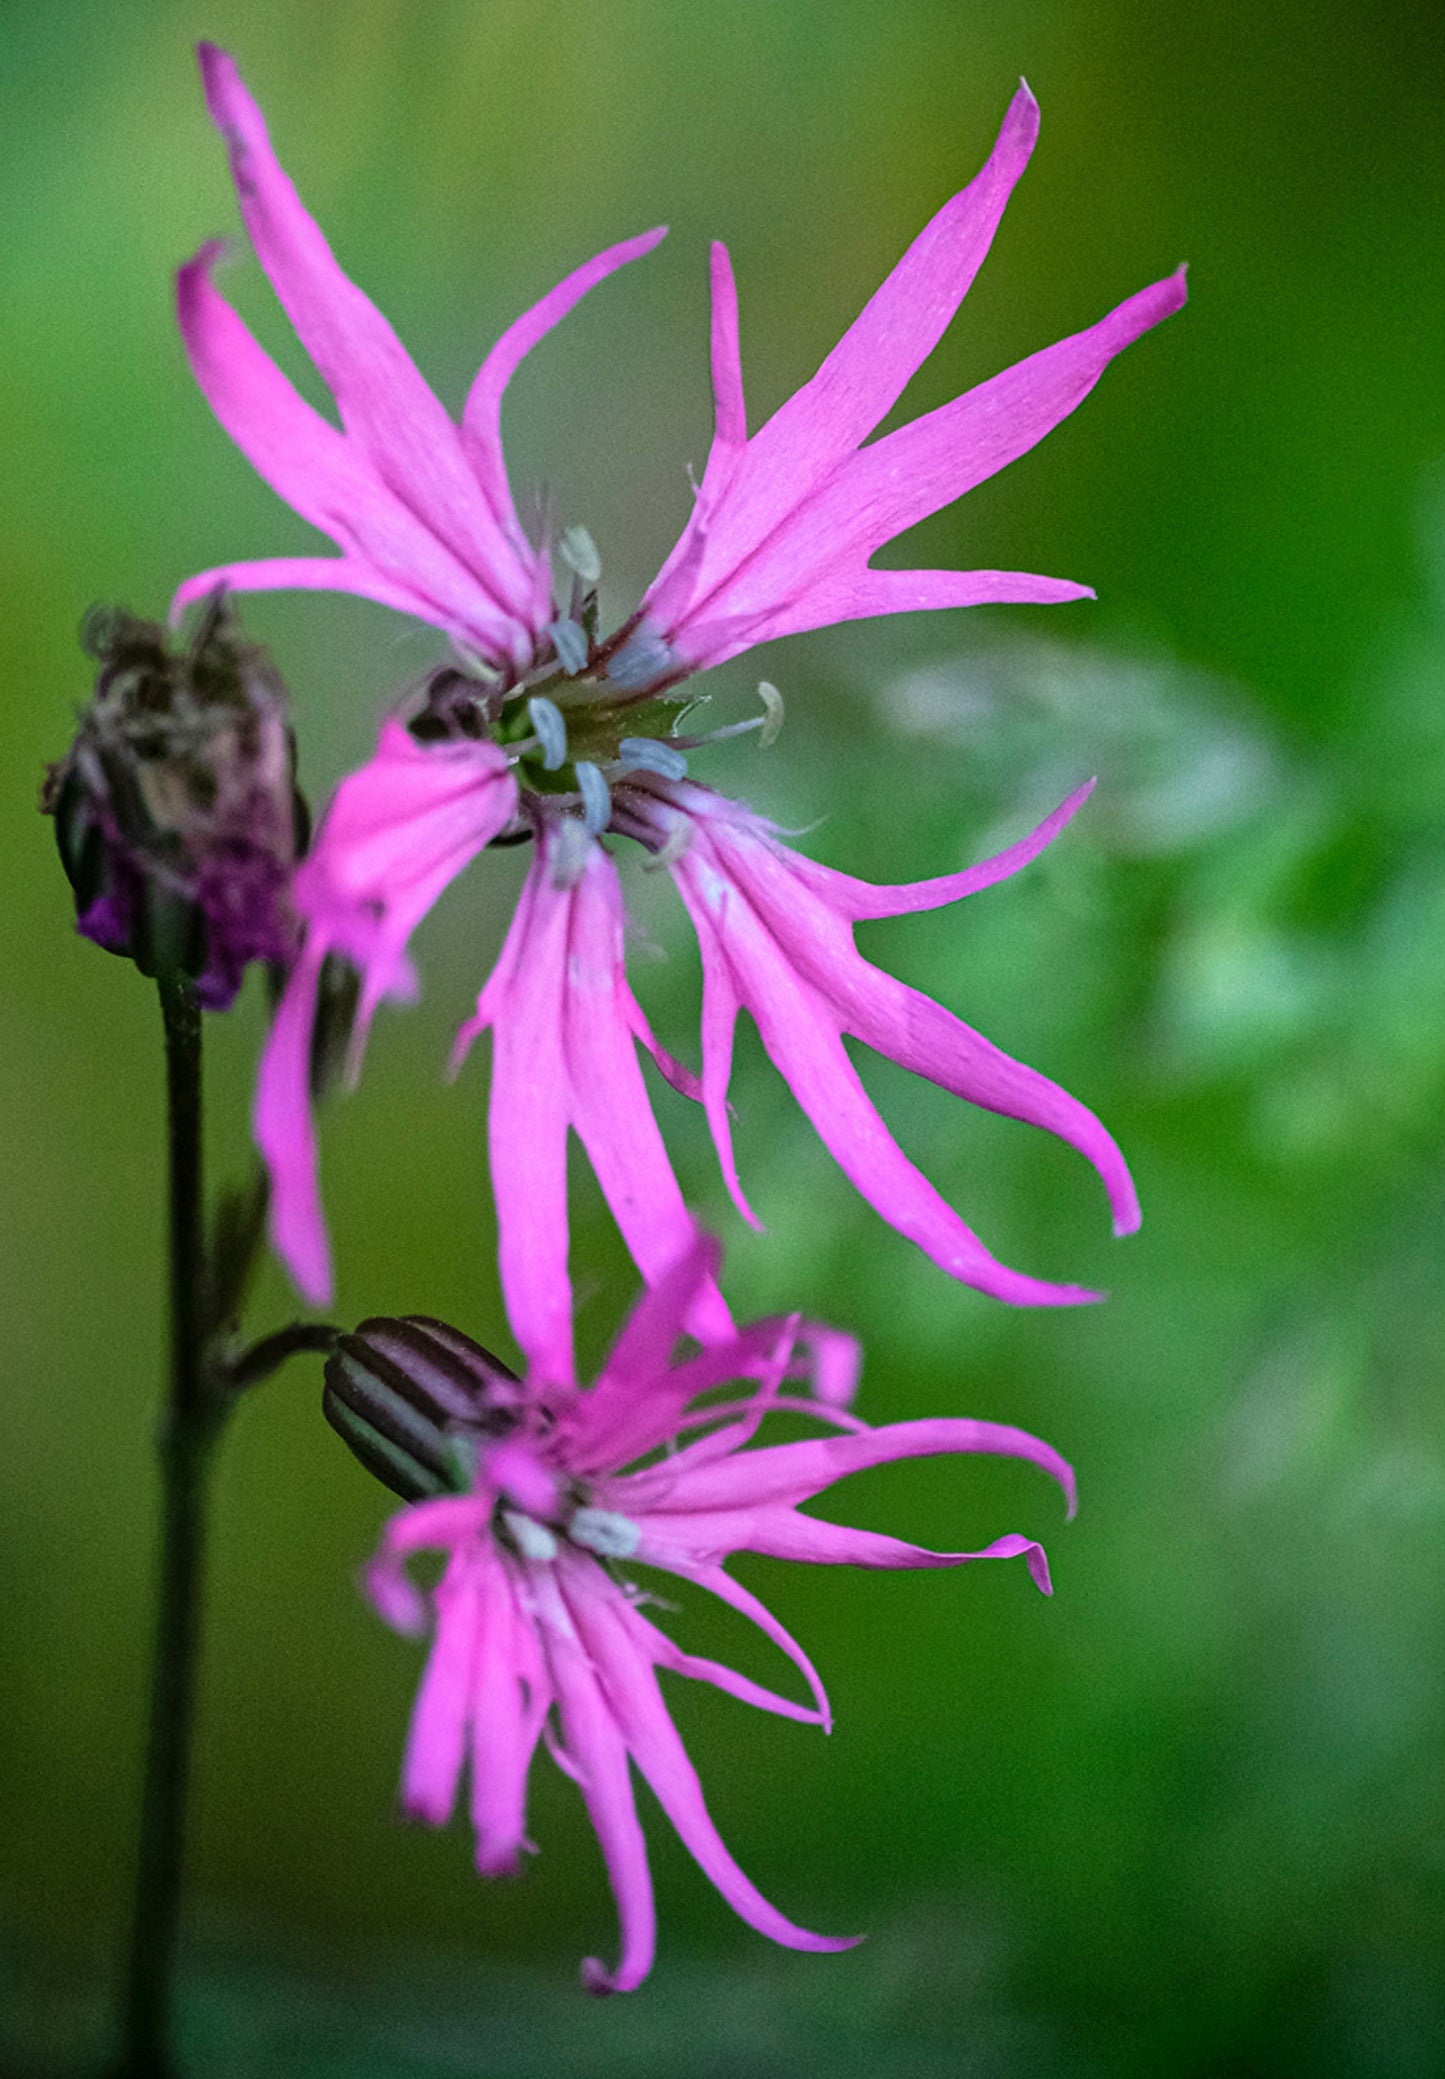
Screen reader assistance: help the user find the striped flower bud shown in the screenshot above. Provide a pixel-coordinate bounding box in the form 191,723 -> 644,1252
323,1315 -> 525,1502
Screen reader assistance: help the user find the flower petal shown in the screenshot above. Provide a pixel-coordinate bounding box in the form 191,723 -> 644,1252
532,1569 -> 656,1993
789,781 -> 1095,919
772,269 -> 1190,592
719,567 -> 1093,657
646,84 -> 1039,635
630,1558 -> 833,1729
400,1551 -> 480,1824
469,1551 -> 552,1874
462,227 -> 667,535
462,852 -> 576,1384
196,44 -> 536,637
631,1603 -> 824,1726
565,1562 -> 856,1955
626,1414 -> 1076,1519
456,843 -> 728,1386
255,727 -> 516,1304
170,554 -> 436,630
563,853 -> 733,1345
670,842 -> 1099,1305
640,1508 -> 1055,1591
254,940 -> 332,1304
732,82 -> 1039,501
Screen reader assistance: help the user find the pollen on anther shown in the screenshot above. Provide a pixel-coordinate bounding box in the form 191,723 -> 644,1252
528,695 -> 568,770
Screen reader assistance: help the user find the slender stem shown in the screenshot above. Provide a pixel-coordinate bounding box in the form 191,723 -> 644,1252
225,1320 -> 339,1391
116,976 -> 218,2079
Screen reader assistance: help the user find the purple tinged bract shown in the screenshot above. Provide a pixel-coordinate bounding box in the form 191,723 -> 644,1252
364,1239 -> 1074,1992
178,47 -> 1179,1343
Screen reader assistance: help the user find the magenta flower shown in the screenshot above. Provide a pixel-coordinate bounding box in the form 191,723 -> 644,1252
178,47 -> 1178,1342
354,1240 -> 1072,1991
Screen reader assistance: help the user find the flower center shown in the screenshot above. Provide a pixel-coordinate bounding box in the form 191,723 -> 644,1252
402,528 -> 780,848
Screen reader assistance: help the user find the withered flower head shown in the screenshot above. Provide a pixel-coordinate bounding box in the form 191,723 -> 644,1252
43,596 -> 306,1007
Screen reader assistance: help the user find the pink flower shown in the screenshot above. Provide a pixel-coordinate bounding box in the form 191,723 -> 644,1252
357,1240 -> 1073,1991
179,47 -> 1173,1333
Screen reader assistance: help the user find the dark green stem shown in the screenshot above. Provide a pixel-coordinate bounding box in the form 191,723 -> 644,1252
116,977 -> 219,2079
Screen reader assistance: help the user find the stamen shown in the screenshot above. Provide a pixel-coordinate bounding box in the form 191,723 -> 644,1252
503,1511 -> 558,1563
617,737 -> 688,781
547,617 -> 589,677
574,760 -> 613,837
569,1507 -> 642,1560
757,679 -> 784,747
557,525 -> 601,585
527,694 -> 568,771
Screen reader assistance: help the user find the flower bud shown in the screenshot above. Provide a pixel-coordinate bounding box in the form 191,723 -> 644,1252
41,597 -> 307,1007
323,1314 -> 525,1502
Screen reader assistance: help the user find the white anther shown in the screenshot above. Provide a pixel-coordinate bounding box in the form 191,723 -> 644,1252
503,1511 -> 559,1563
558,526 -> 601,585
757,680 -> 784,747
527,694 -> 568,771
618,737 -> 689,781
569,1508 -> 642,1560
575,760 -> 613,836
547,618 -> 589,677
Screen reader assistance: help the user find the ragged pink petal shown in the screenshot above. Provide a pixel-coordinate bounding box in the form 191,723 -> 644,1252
174,240 -> 527,653
196,45 -> 537,638
622,780 -> 1136,1287
787,780 -> 1096,919
400,1552 -> 480,1824
463,227 -> 668,538
563,1560 -> 858,1957
620,1415 -> 1075,1521
468,1550 -> 551,1875
630,1603 -> 824,1726
454,839 -> 729,1385
532,1567 -> 657,1994
753,270 -> 1189,607
255,725 -> 515,1305
254,941 -> 332,1303
640,78 -> 1183,672
170,555 -> 436,630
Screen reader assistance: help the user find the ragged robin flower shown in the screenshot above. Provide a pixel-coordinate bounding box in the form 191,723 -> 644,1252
330,1238 -> 1073,1992
179,45 -> 1181,1358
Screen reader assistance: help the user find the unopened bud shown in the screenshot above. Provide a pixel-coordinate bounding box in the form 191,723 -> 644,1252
41,598 -> 307,1007
323,1314 -> 525,1502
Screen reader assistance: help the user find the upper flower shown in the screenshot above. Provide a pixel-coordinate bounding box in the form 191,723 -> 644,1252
344,1239 -> 1073,1991
178,47 -> 1176,1344
177,47 -> 1184,692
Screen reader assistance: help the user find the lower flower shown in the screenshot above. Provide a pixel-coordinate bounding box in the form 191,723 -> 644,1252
345,1239 -> 1074,1991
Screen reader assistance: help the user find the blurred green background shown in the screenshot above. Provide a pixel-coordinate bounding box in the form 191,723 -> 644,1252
4,0 -> 1445,2072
